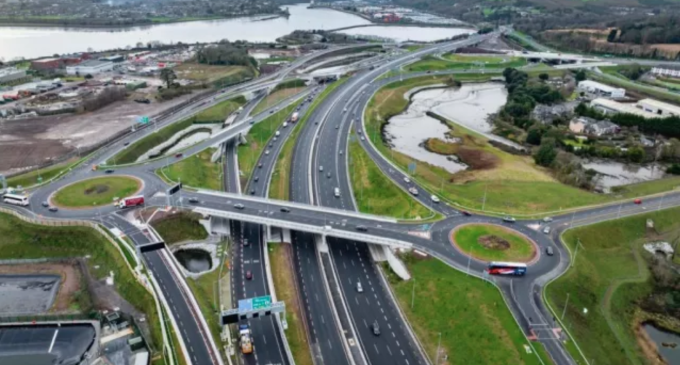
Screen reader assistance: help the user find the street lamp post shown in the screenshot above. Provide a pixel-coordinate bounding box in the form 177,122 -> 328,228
561,293 -> 570,321
410,277 -> 416,309
435,332 -> 442,365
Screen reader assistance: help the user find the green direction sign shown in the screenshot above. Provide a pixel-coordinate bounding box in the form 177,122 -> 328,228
136,116 -> 150,124
252,295 -> 272,310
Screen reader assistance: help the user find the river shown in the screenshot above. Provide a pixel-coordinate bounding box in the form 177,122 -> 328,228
0,3 -> 467,60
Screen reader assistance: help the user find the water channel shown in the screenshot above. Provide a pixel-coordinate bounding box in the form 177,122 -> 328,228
643,323 -> 680,364
384,83 -> 509,173
174,249 -> 212,273
0,3 -> 468,60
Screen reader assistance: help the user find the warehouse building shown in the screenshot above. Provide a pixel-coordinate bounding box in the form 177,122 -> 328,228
590,98 -> 649,117
66,60 -> 114,75
577,80 -> 626,98
651,67 -> 680,79
637,98 -> 680,117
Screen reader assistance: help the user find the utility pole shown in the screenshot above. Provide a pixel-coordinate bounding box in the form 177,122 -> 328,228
561,293 -> 570,320
573,238 -> 581,265
435,332 -> 442,365
410,277 -> 416,309
482,183 -> 488,211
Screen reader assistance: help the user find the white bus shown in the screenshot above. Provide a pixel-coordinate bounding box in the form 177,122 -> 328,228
3,193 -> 29,206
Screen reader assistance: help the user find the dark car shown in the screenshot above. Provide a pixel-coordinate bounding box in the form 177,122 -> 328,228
105,169 -> 115,174
124,142 -> 130,146
48,206 -> 58,212
41,201 -> 49,207
250,189 -> 256,195
134,98 -> 150,104
234,203 -> 245,210
356,225 -> 368,232
175,153 -> 183,158
371,321 -> 380,336
461,210 -> 472,216
280,207 -> 291,213
246,271 -> 253,280
188,197 -> 199,204
545,246 -> 554,256
258,163 -> 263,169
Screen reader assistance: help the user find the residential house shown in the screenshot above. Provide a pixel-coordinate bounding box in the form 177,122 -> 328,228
585,120 -> 620,137
569,116 -> 597,134
532,101 -> 577,124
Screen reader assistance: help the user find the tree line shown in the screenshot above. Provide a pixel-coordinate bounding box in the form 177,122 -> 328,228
196,41 -> 257,68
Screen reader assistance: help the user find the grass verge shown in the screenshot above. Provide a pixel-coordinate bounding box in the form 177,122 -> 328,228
7,157 -> 79,188
269,78 -> 349,200
0,212 -> 163,355
52,176 -> 140,208
269,243 -> 314,365
349,137 -> 432,219
252,87 -> 306,115
408,55 -> 526,72
452,224 -> 536,262
151,212 -> 208,245
545,206 -> 680,365
157,148 -> 221,190
386,255 -> 545,365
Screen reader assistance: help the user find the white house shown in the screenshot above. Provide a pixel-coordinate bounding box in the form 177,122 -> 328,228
66,60 -> 114,76
577,80 -> 626,98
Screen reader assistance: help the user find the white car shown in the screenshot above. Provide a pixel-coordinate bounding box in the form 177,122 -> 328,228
404,177 -> 411,183
431,195 -> 440,203
543,226 -> 551,234
356,281 -> 363,293
265,150 -> 270,155
283,122 -> 288,128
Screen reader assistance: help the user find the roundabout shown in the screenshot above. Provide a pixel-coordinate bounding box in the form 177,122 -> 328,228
450,223 -> 538,263
51,176 -> 143,208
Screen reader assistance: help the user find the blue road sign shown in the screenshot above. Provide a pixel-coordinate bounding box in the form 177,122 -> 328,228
408,162 -> 417,174
238,299 -> 253,312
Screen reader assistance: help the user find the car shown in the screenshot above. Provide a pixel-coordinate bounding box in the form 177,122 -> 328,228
48,206 -> 58,212
426,70 -> 432,74
360,136 -> 365,141
254,176 -> 259,182
634,198 -> 642,204
273,137 -> 278,141
234,203 -> 245,210
502,216 -> 516,223
249,120 -> 255,125
339,150 -> 343,155
124,142 -> 130,146
356,225 -> 368,232
431,195 -> 440,203
258,163 -> 263,169
335,125 -> 339,129
250,189 -> 255,195
280,207 -> 291,213
134,98 -> 150,104
188,197 -> 199,204
543,217 -> 553,222
269,110 -> 275,114
275,131 -> 281,137
327,172 -> 332,178
545,246 -> 554,256
356,281 -> 363,293
265,150 -> 270,155
315,121 -> 319,125
105,169 -> 115,174
243,238 -> 249,246
461,210 -> 472,216
319,166 -> 324,172
343,107 -> 347,113
357,130 -> 362,135
246,271 -> 253,280
371,321 -> 381,336
404,177 -> 410,183
283,122 -> 288,128
408,187 -> 418,196
41,201 -> 49,207
175,153 -> 183,158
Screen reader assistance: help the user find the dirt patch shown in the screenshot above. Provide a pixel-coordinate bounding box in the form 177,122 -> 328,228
84,184 -> 110,195
0,261 -> 82,313
478,235 -> 510,250
457,147 -> 499,170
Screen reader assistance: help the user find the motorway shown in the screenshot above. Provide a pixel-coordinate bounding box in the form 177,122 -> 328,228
7,31 -> 680,365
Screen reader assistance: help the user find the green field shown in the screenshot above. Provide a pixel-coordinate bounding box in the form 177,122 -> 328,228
269,243 -> 314,365
237,100 -> 301,188
174,63 -> 253,86
52,176 -> 140,208
364,75 -> 680,215
112,96 -> 245,165
151,212 -> 208,245
405,54 -> 527,72
269,78 -> 349,200
349,138 -> 432,219
453,224 -> 536,262
387,256 -> 551,365
157,148 -> 221,190
0,212 -> 163,355
546,206 -> 680,365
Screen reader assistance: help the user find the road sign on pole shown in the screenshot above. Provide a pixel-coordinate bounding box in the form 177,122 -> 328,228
408,161 -> 417,175
136,116 -> 150,124
167,183 -> 182,196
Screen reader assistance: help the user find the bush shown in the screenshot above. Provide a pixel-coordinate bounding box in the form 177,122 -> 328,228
534,139 -> 557,167
666,163 -> 680,175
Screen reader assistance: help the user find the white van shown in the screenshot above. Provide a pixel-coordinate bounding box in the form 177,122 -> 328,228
283,122 -> 288,128
334,188 -> 340,197
275,131 -> 280,137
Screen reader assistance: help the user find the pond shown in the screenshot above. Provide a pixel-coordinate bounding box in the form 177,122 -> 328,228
643,323 -> 680,364
384,83 -> 509,173
582,160 -> 667,192
0,275 -> 61,314
174,249 -> 212,273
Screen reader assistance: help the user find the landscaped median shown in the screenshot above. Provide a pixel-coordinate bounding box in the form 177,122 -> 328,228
545,206 -> 680,365
407,54 -> 526,72
451,223 -> 537,263
384,254 -> 552,365
150,211 -> 208,245
51,176 -> 142,208
252,79 -> 307,115
111,95 -> 246,165
156,148 -> 222,190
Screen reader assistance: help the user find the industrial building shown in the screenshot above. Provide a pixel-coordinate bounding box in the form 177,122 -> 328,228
0,68 -> 27,84
66,60 -> 114,75
637,98 -> 680,117
577,80 -> 626,98
651,67 -> 680,79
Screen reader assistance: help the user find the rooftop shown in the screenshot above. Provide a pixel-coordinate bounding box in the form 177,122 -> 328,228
68,60 -> 112,68
578,80 -> 624,93
591,98 -> 650,117
638,98 -> 680,116
0,67 -> 23,76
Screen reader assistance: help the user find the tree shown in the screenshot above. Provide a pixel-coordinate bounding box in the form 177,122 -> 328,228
627,146 -> 645,163
534,139 -> 558,167
445,77 -> 462,88
84,74 -> 93,79
606,28 -> 617,42
526,127 -> 544,145
160,68 -> 177,89
667,164 -> 680,175
539,73 -> 549,81
575,70 -> 586,82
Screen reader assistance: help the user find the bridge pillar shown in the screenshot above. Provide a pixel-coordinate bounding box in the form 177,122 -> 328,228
383,246 -> 411,281
317,234 -> 329,253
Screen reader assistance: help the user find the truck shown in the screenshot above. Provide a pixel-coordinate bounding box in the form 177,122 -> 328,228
239,324 -> 253,354
290,112 -> 299,123
117,195 -> 145,209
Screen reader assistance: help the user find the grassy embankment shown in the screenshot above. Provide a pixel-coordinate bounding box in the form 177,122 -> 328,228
348,138 -> 432,219
174,63 -> 255,87
237,100 -> 302,188
157,148 -> 221,190
269,78 -> 348,200
52,176 -> 140,208
386,255 -> 553,365
269,243 -> 314,365
546,206 -> 680,365
7,157 -> 80,189
452,224 -> 536,262
364,75 -> 680,215
151,212 -> 208,245
112,96 -> 245,165
0,212 -> 164,356
252,79 -> 307,115
407,54 -> 526,72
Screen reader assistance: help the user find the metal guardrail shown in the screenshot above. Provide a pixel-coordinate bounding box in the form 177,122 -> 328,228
192,207 -> 411,249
